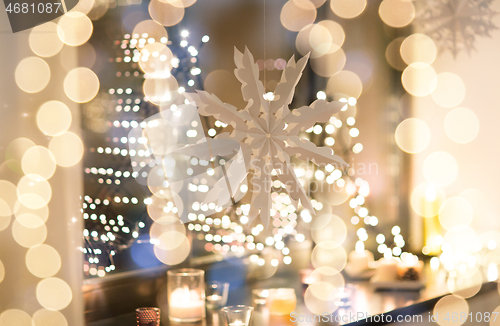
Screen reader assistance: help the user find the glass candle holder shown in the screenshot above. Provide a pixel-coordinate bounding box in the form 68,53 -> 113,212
221,305 -> 254,326
251,289 -> 269,307
267,288 -> 297,316
206,281 -> 229,309
136,307 -> 160,326
167,268 -> 206,322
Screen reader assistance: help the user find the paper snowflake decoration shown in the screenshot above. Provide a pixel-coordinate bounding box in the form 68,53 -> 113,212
414,0 -> 497,57
186,47 -> 347,226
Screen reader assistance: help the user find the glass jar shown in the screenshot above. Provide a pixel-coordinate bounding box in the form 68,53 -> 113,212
167,268 -> 206,322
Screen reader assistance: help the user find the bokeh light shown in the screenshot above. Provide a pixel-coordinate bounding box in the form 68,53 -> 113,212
32,309 -> 68,326
5,138 -> 36,174
410,182 -> 446,218
132,20 -> 168,41
309,20 -> 345,55
165,0 -> 196,8
304,282 -> 340,314
139,43 -> 174,78
310,266 -> 345,289
431,72 -> 466,108
310,48 -> 346,77
444,107 -> 479,144
21,146 -> 57,181
15,57 -> 50,93
423,151 -> 458,187
148,0 -> 185,27
12,220 -> 47,248
311,214 -> 347,245
64,67 -> 99,103
379,0 -> 415,28
37,101 -> 72,137
48,132 -> 84,167
57,12 -> 93,46
15,202 -> 48,228
400,33 -> 437,65
439,197 -> 473,230
311,241 -> 347,270
29,22 -> 64,57
36,278 -> 73,311
327,70 -> 363,98
401,63 -> 437,97
17,175 -> 52,209
0,309 -> 33,326
448,269 -> 482,299
433,295 -> 469,326
385,37 -> 406,71
153,233 -> 190,265
280,0 -> 317,32
26,244 -> 62,278
330,0 -> 367,19
395,118 -> 431,154
0,180 -> 19,218
0,260 -> 4,284
143,76 -> 179,106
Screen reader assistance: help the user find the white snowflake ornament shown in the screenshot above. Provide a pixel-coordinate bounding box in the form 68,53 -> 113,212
186,47 -> 347,226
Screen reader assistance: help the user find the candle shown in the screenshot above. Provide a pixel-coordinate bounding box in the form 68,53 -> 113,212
348,249 -> 374,274
169,287 -> 205,321
229,320 -> 245,326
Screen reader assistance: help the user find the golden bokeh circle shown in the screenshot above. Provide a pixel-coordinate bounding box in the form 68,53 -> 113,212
22,146 -> 57,181
423,151 -> 458,187
395,118 -> 431,154
15,57 -> 50,93
330,0 -> 367,19
17,175 -> 52,209
310,267 -> 345,289
154,234 -> 190,265
48,132 -> 84,167
310,48 -> 346,77
37,101 -> 72,137
311,241 -> 347,270
143,76 -> 179,106
385,37 -> 407,71
439,197 -> 473,230
150,216 -> 186,239
400,33 -> 437,65
0,309 -> 33,326
164,0 -> 196,8
444,107 -> 479,144
132,20 -> 168,41
64,68 -> 99,103
280,0 -> 317,32
149,0 -> 185,27
379,0 -> 415,28
33,309 -> 68,326
327,70 -> 363,98
410,182 -> 446,218
304,282 -> 340,315
29,22 -> 64,58
0,180 -> 18,217
433,295 -> 469,326
12,220 -> 47,248
15,202 -> 49,228
401,63 -> 437,97
5,137 -> 36,174
431,72 -> 466,108
36,277 -> 73,311
311,214 -> 347,245
448,269 -> 482,299
26,244 -> 62,278
57,12 -> 93,46
139,43 -> 174,77
310,20 -> 345,55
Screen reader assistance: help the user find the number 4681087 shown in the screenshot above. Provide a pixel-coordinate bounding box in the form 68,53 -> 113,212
6,2 -> 63,14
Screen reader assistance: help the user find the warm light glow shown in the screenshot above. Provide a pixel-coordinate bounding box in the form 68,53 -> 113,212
0,309 -> 33,326
36,278 -> 73,311
29,22 -> 64,57
400,33 -> 437,65
395,118 -> 431,154
21,146 -> 57,181
143,76 -> 179,106
439,197 -> 473,230
309,20 -> 345,55
64,67 -> 99,103
26,244 -> 62,278
57,12 -> 93,46
12,220 -> 47,248
311,214 -> 347,245
33,309 -> 68,326
0,180 -> 18,218
37,101 -> 72,137
280,0 -> 317,32
148,0 -> 185,27
330,0 -> 367,19
411,182 -> 446,218
401,63 -> 437,97
132,20 -> 168,42
379,0 -> 415,28
385,37 -> 406,71
15,57 -> 50,93
48,132 -> 84,167
0,260 -> 4,284
433,295 -> 469,326
311,241 -> 347,271
444,107 -> 479,144
17,175 -> 52,209
423,151 -> 458,187
327,70 -> 363,99
431,72 -> 466,108
304,282 -> 340,315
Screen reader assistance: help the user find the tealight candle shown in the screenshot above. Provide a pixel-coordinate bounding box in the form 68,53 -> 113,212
221,305 -> 253,326
372,258 -> 399,282
347,250 -> 374,275
167,269 -> 206,322
267,288 -> 297,316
